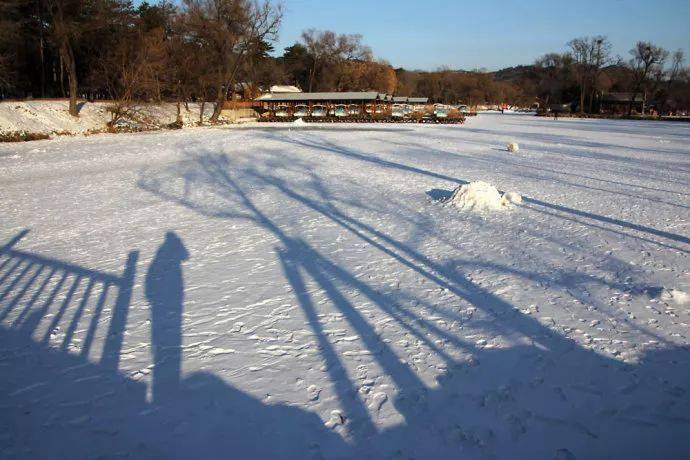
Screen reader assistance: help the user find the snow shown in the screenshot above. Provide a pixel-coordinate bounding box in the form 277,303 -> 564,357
501,190 -> 523,205
660,288 -> 689,305
0,100 -> 219,137
507,141 -> 520,152
270,85 -> 302,93
1,113 -> 689,459
447,180 -> 506,211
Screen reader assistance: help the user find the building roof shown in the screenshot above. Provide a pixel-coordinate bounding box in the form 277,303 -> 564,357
392,96 -> 408,103
256,91 -> 383,102
602,92 -> 644,103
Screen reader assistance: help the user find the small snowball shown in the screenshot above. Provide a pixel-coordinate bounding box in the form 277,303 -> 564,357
501,191 -> 522,206
324,410 -> 346,428
507,142 -> 520,152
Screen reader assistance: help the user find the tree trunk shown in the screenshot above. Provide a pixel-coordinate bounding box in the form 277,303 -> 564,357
60,40 -> 78,117
199,100 -> 205,124
308,64 -> 316,92
39,21 -> 46,97
579,81 -> 585,114
210,81 -> 224,122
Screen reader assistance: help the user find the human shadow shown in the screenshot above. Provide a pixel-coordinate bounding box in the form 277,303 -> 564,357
0,230 -> 349,459
146,231 -> 189,402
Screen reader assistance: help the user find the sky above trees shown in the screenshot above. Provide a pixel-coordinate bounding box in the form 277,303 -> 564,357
273,0 -> 690,70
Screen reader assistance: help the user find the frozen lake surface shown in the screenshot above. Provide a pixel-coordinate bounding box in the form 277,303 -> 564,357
1,113 -> 689,459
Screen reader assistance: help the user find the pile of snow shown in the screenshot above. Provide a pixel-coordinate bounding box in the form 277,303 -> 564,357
0,101 -> 108,136
660,288 -> 689,305
447,181 -> 522,212
507,142 -> 520,153
292,118 -> 307,126
501,190 -> 522,205
0,100 -> 221,138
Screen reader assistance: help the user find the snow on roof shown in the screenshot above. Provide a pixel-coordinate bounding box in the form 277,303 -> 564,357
269,85 -> 302,93
256,92 -> 383,102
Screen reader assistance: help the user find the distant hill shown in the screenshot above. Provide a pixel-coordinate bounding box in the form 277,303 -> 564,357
492,65 -> 539,82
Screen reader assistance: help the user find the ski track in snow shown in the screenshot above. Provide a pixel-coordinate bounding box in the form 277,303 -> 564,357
0,113 -> 689,459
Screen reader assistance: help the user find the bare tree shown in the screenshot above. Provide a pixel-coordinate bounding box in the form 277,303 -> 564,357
567,36 -> 611,114
661,49 -> 685,113
587,36 -> 612,113
534,52 -> 573,107
567,38 -> 591,114
183,0 -> 281,123
628,41 -> 668,115
46,0 -> 82,116
301,29 -> 371,92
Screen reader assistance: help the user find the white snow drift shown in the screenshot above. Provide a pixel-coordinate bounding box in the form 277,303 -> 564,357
0,100 -> 221,137
447,181 -> 522,211
660,288 -> 689,305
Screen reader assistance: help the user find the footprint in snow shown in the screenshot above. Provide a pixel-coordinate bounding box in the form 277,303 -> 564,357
368,392 -> 388,412
307,384 -> 321,401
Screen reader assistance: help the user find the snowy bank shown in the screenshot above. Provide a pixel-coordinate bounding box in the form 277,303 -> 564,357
0,100 -> 223,140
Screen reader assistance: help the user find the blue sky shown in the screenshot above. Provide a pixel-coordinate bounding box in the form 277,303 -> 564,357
273,0 -> 690,70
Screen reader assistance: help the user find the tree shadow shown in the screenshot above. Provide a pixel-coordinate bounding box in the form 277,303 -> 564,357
277,134 -> 690,248
135,149 -> 690,458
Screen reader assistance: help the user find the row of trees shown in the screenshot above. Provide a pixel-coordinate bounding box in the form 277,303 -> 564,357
531,37 -> 687,114
1,0 -> 689,116
0,0 -> 283,121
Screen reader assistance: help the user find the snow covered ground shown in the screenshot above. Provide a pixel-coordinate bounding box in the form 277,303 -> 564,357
1,113 -> 689,459
0,100 -> 218,137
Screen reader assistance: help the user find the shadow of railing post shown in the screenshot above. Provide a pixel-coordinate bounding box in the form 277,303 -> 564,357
1,229 -> 29,252
100,251 -> 139,372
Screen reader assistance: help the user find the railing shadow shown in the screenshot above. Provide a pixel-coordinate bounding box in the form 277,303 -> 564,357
0,230 -> 347,459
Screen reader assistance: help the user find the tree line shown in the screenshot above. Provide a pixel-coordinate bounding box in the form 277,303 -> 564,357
1,0 -> 689,118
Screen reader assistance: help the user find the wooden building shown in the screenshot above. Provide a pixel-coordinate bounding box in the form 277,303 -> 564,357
255,91 -> 392,117
600,92 -> 646,114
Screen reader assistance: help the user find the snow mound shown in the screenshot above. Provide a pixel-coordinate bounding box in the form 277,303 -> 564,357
0,100 -> 221,138
507,142 -> 519,152
660,289 -> 689,305
501,191 -> 522,205
447,181 -> 522,212
448,181 -> 503,211
292,118 -> 307,126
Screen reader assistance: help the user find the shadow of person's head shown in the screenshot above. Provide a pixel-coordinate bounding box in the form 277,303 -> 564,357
146,231 -> 189,303
161,231 -> 189,262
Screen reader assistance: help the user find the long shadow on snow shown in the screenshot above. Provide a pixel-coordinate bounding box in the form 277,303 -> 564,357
0,230 -> 346,459
135,150 -> 690,458
277,134 -> 690,247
